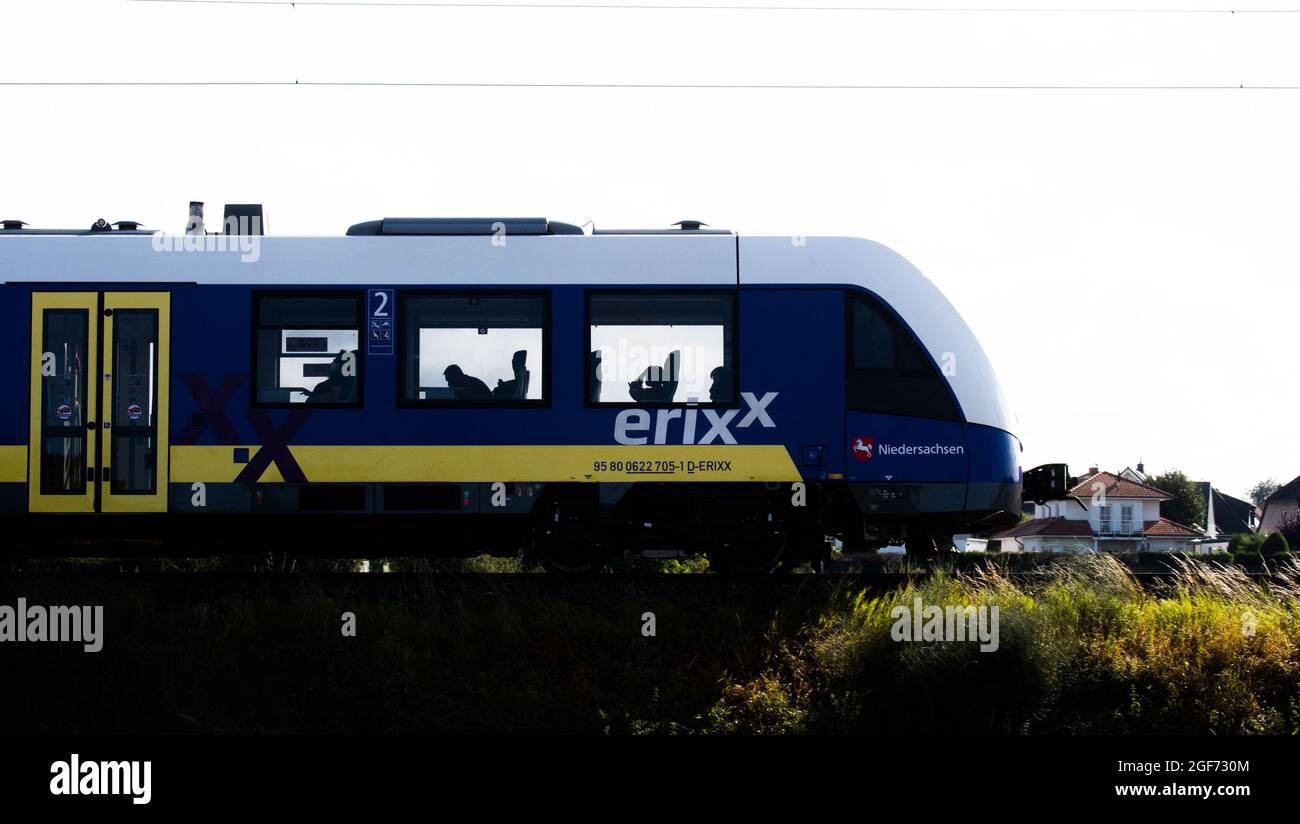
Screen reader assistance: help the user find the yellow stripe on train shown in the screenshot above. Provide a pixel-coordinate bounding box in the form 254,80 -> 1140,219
0,446 -> 26,483
169,445 -> 802,484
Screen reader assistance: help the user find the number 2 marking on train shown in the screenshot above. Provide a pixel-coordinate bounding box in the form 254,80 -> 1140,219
367,289 -> 394,355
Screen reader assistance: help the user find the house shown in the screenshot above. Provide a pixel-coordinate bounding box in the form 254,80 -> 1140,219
1190,482 -> 1260,552
1259,475 -> 1300,535
995,467 -> 1203,553
955,535 -> 988,552
1119,462 -> 1148,483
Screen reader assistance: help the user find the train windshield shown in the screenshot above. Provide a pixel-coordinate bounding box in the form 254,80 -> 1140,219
845,292 -> 961,421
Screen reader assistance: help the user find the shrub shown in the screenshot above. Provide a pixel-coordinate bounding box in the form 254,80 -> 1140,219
1230,532 -> 1268,555
1278,511 -> 1300,548
1261,532 -> 1291,558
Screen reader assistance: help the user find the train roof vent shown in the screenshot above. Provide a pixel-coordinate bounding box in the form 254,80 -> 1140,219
346,217 -> 584,237
223,204 -> 265,235
593,218 -> 732,235
0,219 -> 152,235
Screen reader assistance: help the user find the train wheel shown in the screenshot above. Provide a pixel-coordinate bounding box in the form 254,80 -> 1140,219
776,530 -> 832,572
528,501 -> 604,573
708,513 -> 787,574
905,530 -> 935,558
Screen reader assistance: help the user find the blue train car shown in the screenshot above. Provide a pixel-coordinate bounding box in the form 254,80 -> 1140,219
0,214 -> 1023,569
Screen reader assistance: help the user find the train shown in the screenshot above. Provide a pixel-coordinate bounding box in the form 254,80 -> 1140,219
0,208 -> 1042,570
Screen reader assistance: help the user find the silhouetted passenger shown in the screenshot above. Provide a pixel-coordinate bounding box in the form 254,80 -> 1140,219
629,350 -> 680,403
492,350 -> 530,400
708,365 -> 732,403
444,364 -> 492,400
304,350 -> 357,404
589,351 -> 603,403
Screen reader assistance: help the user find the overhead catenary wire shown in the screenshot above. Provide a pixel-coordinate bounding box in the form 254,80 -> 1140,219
10,1 -> 1283,91
1,81 -> 1299,89
116,0 -> 1300,12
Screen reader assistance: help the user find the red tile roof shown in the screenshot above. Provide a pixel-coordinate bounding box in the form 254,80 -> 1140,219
995,517 -> 1095,539
1144,517 -> 1202,537
1069,471 -> 1172,501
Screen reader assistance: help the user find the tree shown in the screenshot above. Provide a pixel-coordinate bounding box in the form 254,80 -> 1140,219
1148,469 -> 1206,530
1260,531 -> 1290,558
1249,479 -> 1280,507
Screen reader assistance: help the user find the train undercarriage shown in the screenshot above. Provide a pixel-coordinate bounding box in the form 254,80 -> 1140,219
0,480 -> 1025,572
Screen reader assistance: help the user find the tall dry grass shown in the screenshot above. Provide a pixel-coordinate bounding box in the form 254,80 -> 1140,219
2,556 -> 1297,733
707,555 -> 1300,734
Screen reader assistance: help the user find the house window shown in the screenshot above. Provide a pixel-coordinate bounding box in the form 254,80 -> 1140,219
587,292 -> 736,405
1099,505 -> 1112,534
400,293 -> 547,404
254,294 -> 362,406
1120,504 -> 1134,533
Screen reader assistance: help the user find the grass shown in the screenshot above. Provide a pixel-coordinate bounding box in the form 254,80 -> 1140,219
706,554 -> 1300,734
2,554 -> 1298,734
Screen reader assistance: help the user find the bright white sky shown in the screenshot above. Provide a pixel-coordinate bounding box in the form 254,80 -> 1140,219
3,0 -> 1298,498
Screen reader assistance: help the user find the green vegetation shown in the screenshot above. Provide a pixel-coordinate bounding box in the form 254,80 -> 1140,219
4,555 -> 1299,734
706,555 -> 1300,734
1148,469 -> 1206,529
1261,532 -> 1291,558
1250,478 -> 1281,507
1231,532 -> 1269,556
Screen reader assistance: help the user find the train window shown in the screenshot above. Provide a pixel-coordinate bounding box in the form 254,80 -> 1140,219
400,294 -> 547,404
587,292 -> 735,405
109,309 -> 160,494
38,309 -> 90,495
845,293 -> 960,421
254,294 -> 362,406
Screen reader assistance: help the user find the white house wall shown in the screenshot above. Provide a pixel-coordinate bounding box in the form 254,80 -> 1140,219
1261,501 -> 1298,534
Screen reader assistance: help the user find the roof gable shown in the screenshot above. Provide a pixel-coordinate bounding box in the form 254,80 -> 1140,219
1069,471 -> 1172,501
1263,475 -> 1300,507
996,517 -> 1094,539
1144,517 -> 1202,538
1202,485 -> 1259,535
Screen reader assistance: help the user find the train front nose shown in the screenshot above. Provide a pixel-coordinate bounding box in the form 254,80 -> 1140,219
961,423 -> 1022,531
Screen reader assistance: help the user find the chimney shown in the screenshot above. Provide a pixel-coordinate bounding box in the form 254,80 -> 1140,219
1137,461 -> 1144,473
186,201 -> 205,235
1088,466 -> 1099,475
